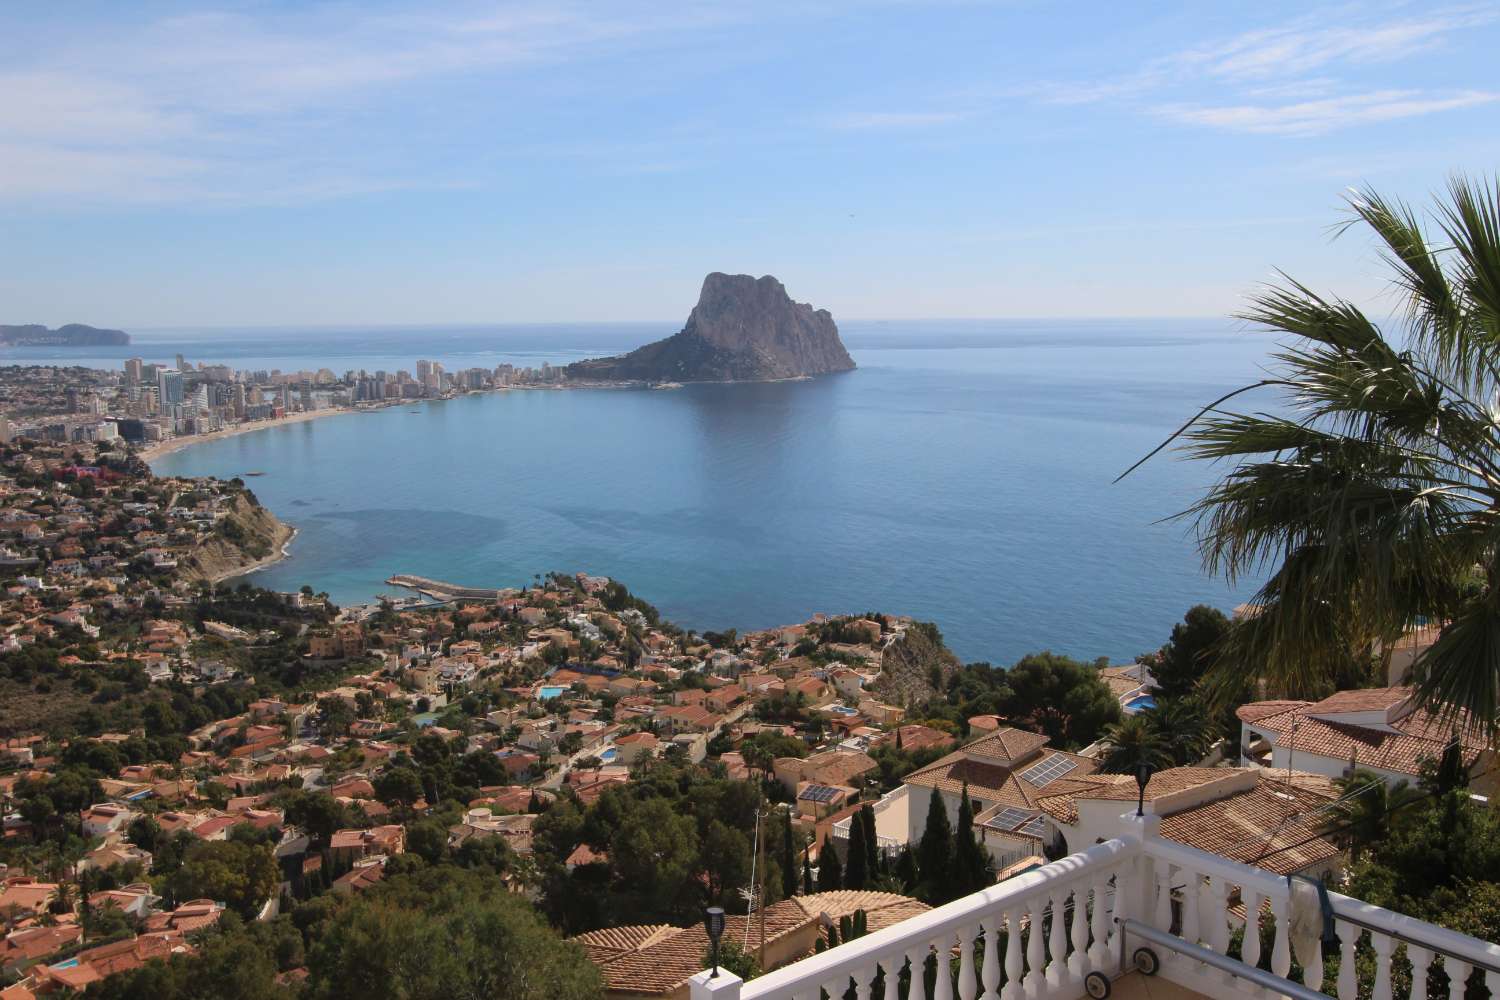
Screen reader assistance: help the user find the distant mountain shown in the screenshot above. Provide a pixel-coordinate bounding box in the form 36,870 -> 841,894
567,273 -> 855,383
0,323 -> 130,346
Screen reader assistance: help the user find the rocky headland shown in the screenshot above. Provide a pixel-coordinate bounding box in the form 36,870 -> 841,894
567,273 -> 855,383
0,323 -> 131,346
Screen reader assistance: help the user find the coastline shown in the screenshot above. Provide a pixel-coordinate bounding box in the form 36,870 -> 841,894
205,526 -> 299,585
138,407 -> 359,465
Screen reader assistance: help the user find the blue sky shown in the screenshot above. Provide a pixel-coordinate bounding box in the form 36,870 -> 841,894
2,1 -> 1498,327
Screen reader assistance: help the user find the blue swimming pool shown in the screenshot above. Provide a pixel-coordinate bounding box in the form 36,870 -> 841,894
537,685 -> 566,700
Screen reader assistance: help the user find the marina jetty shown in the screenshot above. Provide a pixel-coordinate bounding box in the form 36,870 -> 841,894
384,574 -> 506,602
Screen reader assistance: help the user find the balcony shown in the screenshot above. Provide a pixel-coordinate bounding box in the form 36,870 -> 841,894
691,813 -> 1500,1000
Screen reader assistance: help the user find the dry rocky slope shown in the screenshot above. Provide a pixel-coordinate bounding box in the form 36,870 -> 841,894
181,493 -> 294,583
567,273 -> 855,382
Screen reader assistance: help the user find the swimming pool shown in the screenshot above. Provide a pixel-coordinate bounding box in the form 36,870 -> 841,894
537,685 -> 566,700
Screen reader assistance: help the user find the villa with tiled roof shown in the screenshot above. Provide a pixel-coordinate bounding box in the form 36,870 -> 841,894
1236,686 -> 1499,796
897,727 -> 1098,870
1034,766 -> 1341,878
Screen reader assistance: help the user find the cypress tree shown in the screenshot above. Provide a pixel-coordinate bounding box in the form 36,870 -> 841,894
954,781 -> 989,895
845,814 -> 868,890
782,811 -> 799,899
894,846 -> 919,893
817,840 -> 843,892
859,803 -> 879,876
917,786 -> 955,903
802,853 -> 814,896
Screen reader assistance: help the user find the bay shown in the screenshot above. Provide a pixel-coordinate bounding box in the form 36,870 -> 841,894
29,319 -> 1270,665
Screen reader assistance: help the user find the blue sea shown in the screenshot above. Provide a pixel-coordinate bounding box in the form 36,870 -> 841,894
6,320 -> 1272,665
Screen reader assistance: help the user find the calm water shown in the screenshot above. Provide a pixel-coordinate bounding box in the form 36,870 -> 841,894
13,320 -> 1272,664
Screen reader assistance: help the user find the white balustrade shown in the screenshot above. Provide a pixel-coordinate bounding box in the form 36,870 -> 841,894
710,821 -> 1500,1000
738,838 -> 1134,1000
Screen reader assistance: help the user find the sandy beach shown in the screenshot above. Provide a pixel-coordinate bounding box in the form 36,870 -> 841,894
137,407 -> 360,464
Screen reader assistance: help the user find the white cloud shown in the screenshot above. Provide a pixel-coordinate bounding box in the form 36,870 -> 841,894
0,1 -> 753,202
1155,89 -> 1500,137
1020,4 -> 1498,137
1169,7 -> 1496,81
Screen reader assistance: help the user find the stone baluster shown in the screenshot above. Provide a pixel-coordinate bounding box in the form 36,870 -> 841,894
1446,959 -> 1470,1000
1001,911 -> 1023,1000
956,929 -> 976,1000
1369,933 -> 1393,1000
979,917 -> 1001,1000
879,955 -> 902,1000
932,936 -> 952,1000
1241,889 -> 1262,971
1151,862 -> 1173,936
1406,945 -> 1432,1000
1046,890 -> 1067,987
1069,884 -> 1090,978
1334,920 -> 1358,1000
854,966 -> 874,1000
1023,898 -> 1045,995
1091,876 -> 1114,967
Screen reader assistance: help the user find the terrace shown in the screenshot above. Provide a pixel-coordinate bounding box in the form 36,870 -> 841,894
691,812 -> 1500,1000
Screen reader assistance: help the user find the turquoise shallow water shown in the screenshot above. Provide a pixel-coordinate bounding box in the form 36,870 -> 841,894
119,319 -> 1267,665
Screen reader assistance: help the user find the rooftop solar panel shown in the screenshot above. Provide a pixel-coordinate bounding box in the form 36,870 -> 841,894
985,806 -> 1033,832
799,784 -> 842,803
1018,816 -> 1050,839
1020,754 -> 1078,787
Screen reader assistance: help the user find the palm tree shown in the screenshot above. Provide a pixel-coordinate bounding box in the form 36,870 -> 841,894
1127,176 -> 1500,734
1098,715 -> 1172,774
1324,769 -> 1425,862
1143,698 -> 1215,766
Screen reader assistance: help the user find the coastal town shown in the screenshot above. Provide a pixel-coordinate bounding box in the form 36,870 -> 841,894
0,354 -> 578,458
0,410 -> 1497,999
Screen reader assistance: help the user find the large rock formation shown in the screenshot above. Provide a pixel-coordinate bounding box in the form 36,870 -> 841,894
568,273 -> 854,383
0,323 -> 130,346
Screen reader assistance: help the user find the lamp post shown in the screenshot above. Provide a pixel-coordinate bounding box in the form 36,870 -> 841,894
705,906 -> 726,978
1134,761 -> 1155,818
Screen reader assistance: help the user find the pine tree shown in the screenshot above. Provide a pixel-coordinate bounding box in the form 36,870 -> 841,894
954,781 -> 989,895
817,840 -> 843,892
917,786 -> 955,903
782,811 -> 799,899
845,814 -> 868,890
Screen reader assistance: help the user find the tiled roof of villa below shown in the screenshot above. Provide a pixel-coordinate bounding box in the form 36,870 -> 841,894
1305,687 -> 1412,714
962,727 -> 1050,765
1157,779 -> 1339,876
1235,700 -> 1308,724
574,892 -> 929,997
1036,767 -> 1338,876
1237,689 -> 1490,776
905,745 -> 1097,808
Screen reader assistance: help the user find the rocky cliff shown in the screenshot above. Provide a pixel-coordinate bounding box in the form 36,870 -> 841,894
567,273 -> 854,383
872,621 -> 961,707
0,323 -> 130,346
180,493 -> 294,584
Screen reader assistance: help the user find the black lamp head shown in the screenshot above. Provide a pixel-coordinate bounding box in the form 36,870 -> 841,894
1134,761 -> 1155,817
705,906 -> 726,939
